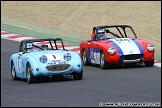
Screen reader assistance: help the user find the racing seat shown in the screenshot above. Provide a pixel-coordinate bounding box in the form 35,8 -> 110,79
90,27 -> 96,40
90,30 -> 95,40
41,45 -> 48,50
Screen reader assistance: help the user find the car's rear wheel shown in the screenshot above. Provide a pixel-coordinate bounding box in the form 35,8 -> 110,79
100,51 -> 110,69
82,48 -> 91,66
11,62 -> 18,80
144,59 -> 154,67
26,63 -> 36,84
73,70 -> 83,80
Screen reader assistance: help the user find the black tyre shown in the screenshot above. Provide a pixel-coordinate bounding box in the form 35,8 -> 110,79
26,63 -> 36,84
11,62 -> 18,80
82,48 -> 91,66
73,70 -> 83,80
100,51 -> 110,69
144,59 -> 154,67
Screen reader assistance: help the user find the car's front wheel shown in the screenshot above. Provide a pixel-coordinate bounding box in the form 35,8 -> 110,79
11,62 -> 18,80
26,63 -> 36,84
73,70 -> 83,80
82,48 -> 91,66
100,51 -> 110,69
144,59 -> 154,67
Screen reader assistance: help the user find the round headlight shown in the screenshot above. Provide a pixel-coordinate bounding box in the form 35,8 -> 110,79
147,44 -> 155,52
108,47 -> 116,55
39,55 -> 47,63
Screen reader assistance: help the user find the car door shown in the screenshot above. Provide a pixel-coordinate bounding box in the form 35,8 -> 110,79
15,52 -> 25,78
87,40 -> 100,64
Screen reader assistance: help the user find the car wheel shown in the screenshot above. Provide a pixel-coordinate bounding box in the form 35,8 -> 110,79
11,62 -> 18,80
82,48 -> 91,66
144,59 -> 154,67
100,51 -> 110,69
26,63 -> 36,84
73,70 -> 83,80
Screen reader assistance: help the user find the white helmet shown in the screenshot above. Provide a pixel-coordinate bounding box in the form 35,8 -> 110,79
26,43 -> 33,49
98,29 -> 105,33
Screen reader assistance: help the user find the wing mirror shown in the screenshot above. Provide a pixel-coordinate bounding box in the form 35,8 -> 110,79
87,40 -> 92,42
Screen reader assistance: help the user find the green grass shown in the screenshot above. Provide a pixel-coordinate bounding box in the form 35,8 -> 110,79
1,23 -> 84,46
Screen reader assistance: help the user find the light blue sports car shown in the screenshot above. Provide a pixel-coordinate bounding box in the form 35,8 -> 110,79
10,38 -> 83,83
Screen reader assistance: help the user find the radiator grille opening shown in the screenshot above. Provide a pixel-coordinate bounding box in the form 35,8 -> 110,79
121,54 -> 143,60
46,64 -> 70,72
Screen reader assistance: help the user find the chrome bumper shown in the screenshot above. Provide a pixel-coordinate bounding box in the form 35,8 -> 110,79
123,59 -> 141,63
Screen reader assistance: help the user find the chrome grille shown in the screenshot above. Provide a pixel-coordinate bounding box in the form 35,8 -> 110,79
46,64 -> 70,72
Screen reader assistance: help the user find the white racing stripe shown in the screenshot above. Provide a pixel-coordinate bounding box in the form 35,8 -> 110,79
111,38 -> 141,55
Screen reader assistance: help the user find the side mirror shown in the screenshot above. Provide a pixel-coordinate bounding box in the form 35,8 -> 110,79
105,29 -> 109,33
19,52 -> 23,55
87,40 -> 92,42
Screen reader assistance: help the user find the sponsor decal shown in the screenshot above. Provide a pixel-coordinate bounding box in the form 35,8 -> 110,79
47,61 -> 67,66
50,60 -> 61,62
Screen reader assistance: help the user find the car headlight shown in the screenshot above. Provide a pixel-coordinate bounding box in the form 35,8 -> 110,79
108,47 -> 116,55
147,44 -> 155,52
39,55 -> 47,63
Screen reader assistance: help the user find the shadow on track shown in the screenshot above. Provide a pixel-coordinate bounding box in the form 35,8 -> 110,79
89,63 -> 146,70
13,76 -> 75,84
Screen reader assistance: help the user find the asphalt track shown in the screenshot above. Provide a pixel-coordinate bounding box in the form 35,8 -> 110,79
1,39 -> 161,107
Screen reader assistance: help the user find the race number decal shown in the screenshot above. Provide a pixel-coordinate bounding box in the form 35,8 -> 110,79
89,48 -> 100,64
17,56 -> 21,72
64,53 -> 71,61
115,38 -> 130,43
90,48 -> 95,60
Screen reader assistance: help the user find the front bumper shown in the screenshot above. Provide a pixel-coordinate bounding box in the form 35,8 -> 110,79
32,64 -> 82,77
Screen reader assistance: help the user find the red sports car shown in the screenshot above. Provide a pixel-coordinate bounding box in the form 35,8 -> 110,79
80,25 -> 155,69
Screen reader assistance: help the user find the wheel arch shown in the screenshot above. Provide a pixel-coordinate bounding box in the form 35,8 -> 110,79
26,61 -> 30,68
81,46 -> 86,59
11,60 -> 14,65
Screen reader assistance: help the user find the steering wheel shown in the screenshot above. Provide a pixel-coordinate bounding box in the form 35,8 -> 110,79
98,34 -> 107,40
